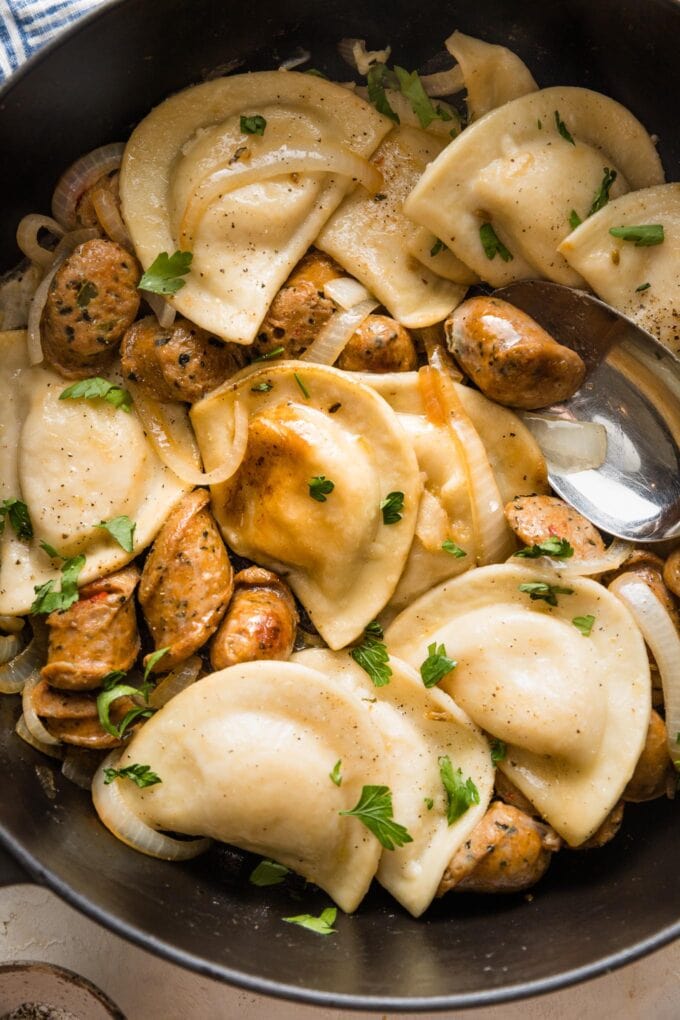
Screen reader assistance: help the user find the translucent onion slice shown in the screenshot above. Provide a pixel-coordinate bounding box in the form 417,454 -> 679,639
62,748 -> 102,790
15,713 -> 64,761
16,214 -> 65,269
149,656 -> 201,709
520,537 -> 634,578
93,751 -> 212,860
129,382 -> 249,485
144,292 -> 177,329
337,38 -> 392,75
521,414 -> 608,474
51,142 -> 125,230
323,276 -> 371,309
22,674 -> 62,747
278,49 -> 311,71
91,187 -> 132,248
0,624 -> 47,695
179,145 -> 384,249
0,616 -> 25,634
0,635 -> 22,665
419,366 -> 514,564
419,66 -> 465,97
300,298 -> 379,365
609,573 -> 680,761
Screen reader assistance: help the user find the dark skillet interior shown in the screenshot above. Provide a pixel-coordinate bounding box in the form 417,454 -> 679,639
0,0 -> 679,1010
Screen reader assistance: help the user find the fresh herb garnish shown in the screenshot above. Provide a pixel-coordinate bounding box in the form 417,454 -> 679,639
30,549 -> 85,615
380,491 -> 404,525
76,280 -> 98,308
240,114 -> 267,136
554,110 -> 575,144
420,641 -> 457,688
587,167 -> 617,216
138,250 -> 193,295
364,620 -> 384,639
479,223 -> 513,262
308,476 -> 335,502
518,581 -> 574,606
250,859 -> 289,887
103,763 -> 161,788
424,797 -> 434,810
329,760 -> 343,787
430,238 -> 446,257
572,614 -> 596,636
514,537 -> 574,559
439,755 -> 480,824
0,498 -> 33,541
490,738 -> 507,764
96,681 -> 156,739
441,540 -> 466,558
569,209 -> 582,230
636,282 -> 651,292
251,381 -> 273,392
59,377 -> 133,412
143,646 -> 171,681
294,372 -> 310,398
339,785 -> 413,850
350,624 -> 392,687
393,66 -> 451,128
366,63 -> 400,123
609,224 -> 664,247
96,515 -> 136,553
253,346 -> 285,362
283,907 -> 337,935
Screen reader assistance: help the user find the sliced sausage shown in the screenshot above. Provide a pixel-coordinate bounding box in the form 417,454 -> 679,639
121,315 -> 245,403
210,567 -> 298,670
624,711 -> 673,802
446,296 -> 586,409
505,494 -> 606,558
139,489 -> 233,671
337,315 -> 418,373
494,769 -> 538,817
32,679 -> 132,749
576,802 -> 624,849
41,238 -> 141,379
605,550 -> 680,629
41,565 -> 140,692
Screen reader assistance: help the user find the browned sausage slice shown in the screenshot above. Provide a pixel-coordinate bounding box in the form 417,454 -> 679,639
32,679 -> 132,749
337,315 -> 418,373
210,567 -> 298,670
139,489 -> 233,671
41,565 -> 140,691
624,711 -> 673,802
505,494 -> 606,558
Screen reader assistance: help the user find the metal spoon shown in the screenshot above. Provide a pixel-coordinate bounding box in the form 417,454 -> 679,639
494,280 -> 680,543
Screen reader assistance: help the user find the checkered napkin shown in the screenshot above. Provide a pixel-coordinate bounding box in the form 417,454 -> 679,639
0,0 -> 108,83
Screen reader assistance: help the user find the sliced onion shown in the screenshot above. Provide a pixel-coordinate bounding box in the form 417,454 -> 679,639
301,298 -> 379,365
144,292 -> 177,329
62,748 -> 102,790
0,634 -> 22,665
51,143 -> 125,230
521,414 -> 608,474
609,573 -> 680,760
180,145 -> 384,248
93,751 -> 211,860
91,187 -> 131,248
129,383 -> 249,485
0,622 -> 47,695
0,616 -> 25,634
16,214 -> 65,268
149,656 -> 201,708
337,38 -> 391,76
419,66 -> 465,97
323,276 -> 371,310
15,714 -> 64,761
419,366 -> 514,565
22,673 -> 61,747
525,537 -> 634,578
278,48 -> 311,71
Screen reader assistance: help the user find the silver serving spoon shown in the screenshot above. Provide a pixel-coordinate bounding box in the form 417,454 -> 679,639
494,280 -> 680,543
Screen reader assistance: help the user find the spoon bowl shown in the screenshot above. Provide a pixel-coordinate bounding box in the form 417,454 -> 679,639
495,280 -> 680,542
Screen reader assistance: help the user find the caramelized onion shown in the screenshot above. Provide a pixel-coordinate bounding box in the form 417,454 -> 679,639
149,656 -> 201,709
0,616 -> 25,634
22,674 -> 62,748
143,293 -> 177,329
522,538 -> 634,578
419,66 -> 465,96
51,143 -> 125,230
301,298 -> 379,365
323,276 -> 371,309
91,187 -> 132,248
15,713 -> 64,761
337,38 -> 392,75
16,214 -> 65,269
0,623 -> 47,695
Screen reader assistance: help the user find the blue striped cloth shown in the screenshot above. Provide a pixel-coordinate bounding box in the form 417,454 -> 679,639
0,0 -> 108,83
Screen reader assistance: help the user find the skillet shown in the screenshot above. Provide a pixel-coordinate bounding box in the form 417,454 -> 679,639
0,0 -> 678,1009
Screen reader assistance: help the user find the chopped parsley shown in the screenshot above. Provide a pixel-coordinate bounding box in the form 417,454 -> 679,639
420,641 -> 457,688
283,907 -> 337,935
572,614 -> 596,637
441,540 -> 466,558
609,224 -> 664,247
96,515 -> 136,553
96,679 -> 156,739
439,755 -> 480,824
240,114 -> 267,135
587,167 -> 617,216
430,238 -> 447,257
339,784 -> 413,850
138,250 -> 193,295
250,859 -> 289,887
103,763 -> 161,788
308,476 -> 335,502
569,209 -> 583,230
294,372 -> 310,398
479,223 -> 513,262
329,760 -> 342,787
554,109 -> 575,144
350,624 -> 391,687
143,646 -> 171,681
514,537 -> 574,559
518,581 -> 574,607
380,491 -> 404,525
367,63 -> 400,122
252,346 -> 285,362
636,282 -> 651,292
393,66 -> 453,129
0,498 -> 33,541
76,280 -> 98,308
424,797 -> 434,810
490,738 -> 507,765
30,547 -> 85,615
59,377 -> 132,412
250,381 -> 273,392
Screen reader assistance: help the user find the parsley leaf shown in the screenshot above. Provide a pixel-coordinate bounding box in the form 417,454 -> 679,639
138,251 -> 193,295
393,66 -> 447,128
59,377 -> 133,412
96,515 -> 136,553
0,498 -> 33,541
439,755 -> 480,824
250,381 -> 273,392
420,641 -> 457,688
636,282 -> 651,292
380,491 -> 404,525
76,280 -> 98,308
294,372 -> 310,398
308,476 -> 335,502
569,209 -> 583,230
587,167 -> 617,217
424,797 -> 434,810
350,626 -> 392,687
283,907 -> 337,935
143,646 -> 171,681
366,63 -> 400,123
101,670 -> 128,690
479,223 -> 513,262
250,859 -> 289,887
30,551 -> 85,615
572,614 -> 596,636
518,581 -> 574,607
240,114 -> 267,135
514,537 -> 574,559
490,738 -> 507,764
340,785 -> 413,850
441,539 -> 466,558
554,110 -> 575,144
430,238 -> 447,257
96,683 -> 155,738
609,224 -> 664,247
329,760 -> 342,787
364,620 -> 383,639
103,763 -> 161,788
252,346 -> 285,363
